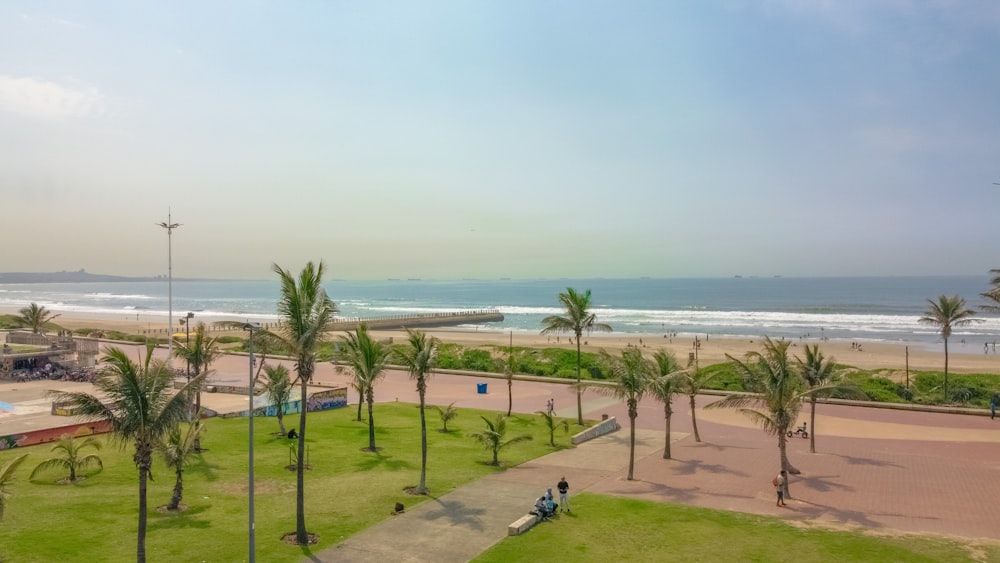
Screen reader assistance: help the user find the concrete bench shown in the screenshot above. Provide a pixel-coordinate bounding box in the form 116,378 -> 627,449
507,513 -> 541,536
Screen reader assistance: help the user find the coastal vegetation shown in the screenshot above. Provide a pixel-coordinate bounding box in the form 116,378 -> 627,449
394,329 -> 440,495
339,324 -> 390,452
17,303 -> 61,334
0,404 -> 557,562
647,350 -> 686,459
919,295 -> 981,400
592,347 -> 651,480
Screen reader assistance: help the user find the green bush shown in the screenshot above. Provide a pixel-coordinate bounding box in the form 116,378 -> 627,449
215,335 -> 242,344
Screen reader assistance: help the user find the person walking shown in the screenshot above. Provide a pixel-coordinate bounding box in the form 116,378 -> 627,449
557,476 -> 570,512
547,398 -> 555,416
990,393 -> 997,420
774,470 -> 788,507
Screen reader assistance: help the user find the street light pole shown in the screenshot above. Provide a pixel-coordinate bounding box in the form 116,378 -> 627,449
243,322 -> 261,563
157,210 -> 181,370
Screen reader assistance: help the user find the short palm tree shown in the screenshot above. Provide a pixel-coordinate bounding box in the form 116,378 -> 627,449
469,414 -> 532,466
50,344 -> 202,562
261,364 -> 294,436
708,338 -> 809,481
269,261 -> 338,545
919,295 -> 981,401
0,454 -> 28,520
395,329 -> 439,494
593,347 -> 652,480
18,302 -> 60,334
648,349 -> 687,459
172,322 -> 221,451
340,324 -> 390,452
535,410 -> 570,447
795,345 -> 864,454
540,288 -> 612,425
433,403 -> 459,432
157,419 -> 204,511
680,358 -> 718,443
29,433 -> 103,483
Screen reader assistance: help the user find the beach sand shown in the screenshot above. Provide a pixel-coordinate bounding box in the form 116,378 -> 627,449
5,308 -> 1000,376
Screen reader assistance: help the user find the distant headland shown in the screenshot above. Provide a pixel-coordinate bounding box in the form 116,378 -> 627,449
0,270 -> 183,284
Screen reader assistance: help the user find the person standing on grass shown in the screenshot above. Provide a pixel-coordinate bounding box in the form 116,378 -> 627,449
558,476 -> 570,512
774,470 -> 788,507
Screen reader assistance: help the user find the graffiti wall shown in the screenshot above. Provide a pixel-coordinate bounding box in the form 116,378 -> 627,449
0,421 -> 112,450
223,386 -> 348,419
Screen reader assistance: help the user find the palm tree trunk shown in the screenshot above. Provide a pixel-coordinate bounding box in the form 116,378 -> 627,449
627,410 -> 637,480
193,389 -> 202,452
295,376 -> 308,545
689,393 -> 701,442
663,402 -> 672,459
809,395 -> 817,454
575,332 -> 583,425
356,392 -> 363,422
943,337 -> 950,401
366,390 -> 376,451
277,411 -> 286,436
418,388 -> 428,494
778,432 -> 792,498
138,465 -> 148,563
507,377 -> 512,417
168,469 -> 183,510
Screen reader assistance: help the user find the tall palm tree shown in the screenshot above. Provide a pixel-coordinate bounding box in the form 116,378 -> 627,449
795,345 -> 863,454
394,329 -> 438,494
469,414 -> 532,466
18,302 -> 60,334
0,454 -> 28,520
540,288 -> 612,425
919,295 -> 981,401
29,433 -> 103,483
270,261 -> 337,545
172,322 -> 221,451
708,338 -> 809,482
51,344 -> 202,562
340,324 -> 389,452
648,349 -> 686,459
680,358 -> 718,443
261,364 -> 293,436
593,347 -> 652,480
157,419 -> 204,511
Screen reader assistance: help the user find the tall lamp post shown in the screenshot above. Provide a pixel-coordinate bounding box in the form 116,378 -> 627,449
156,211 -> 181,369
243,322 -> 261,563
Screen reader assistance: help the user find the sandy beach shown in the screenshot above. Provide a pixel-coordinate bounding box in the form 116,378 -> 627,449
6,307 -> 1000,375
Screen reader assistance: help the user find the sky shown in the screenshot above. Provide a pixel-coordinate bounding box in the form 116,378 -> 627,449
1,1 -> 998,281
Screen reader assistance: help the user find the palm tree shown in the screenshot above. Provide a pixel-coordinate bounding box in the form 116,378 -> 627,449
172,322 -> 221,451
394,329 -> 438,494
980,269 -> 1000,313
795,345 -> 864,454
919,295 -> 981,401
29,433 -> 103,483
708,338 -> 809,482
157,419 -> 204,511
540,288 -> 613,425
469,414 -> 532,466
51,344 -> 202,562
680,357 -> 718,443
270,261 -> 337,545
0,454 -> 28,520
535,410 -> 569,447
647,349 -> 686,459
592,347 -> 651,480
18,302 -> 60,334
340,324 -> 389,452
433,403 -> 459,432
261,364 -> 293,436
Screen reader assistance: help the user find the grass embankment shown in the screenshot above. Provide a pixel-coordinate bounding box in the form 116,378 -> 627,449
476,494 -> 998,563
0,403 -> 569,562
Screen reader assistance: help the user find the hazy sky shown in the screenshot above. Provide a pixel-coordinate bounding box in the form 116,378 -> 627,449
2,1 -> 998,280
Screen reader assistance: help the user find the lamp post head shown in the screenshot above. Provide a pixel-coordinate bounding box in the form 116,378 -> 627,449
243,322 -> 261,332
186,312 -> 195,319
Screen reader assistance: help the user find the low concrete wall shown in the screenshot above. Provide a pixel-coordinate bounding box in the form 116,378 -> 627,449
0,421 -> 112,450
571,416 -> 620,445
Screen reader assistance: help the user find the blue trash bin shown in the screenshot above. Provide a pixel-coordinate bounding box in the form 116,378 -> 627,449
477,383 -> 487,394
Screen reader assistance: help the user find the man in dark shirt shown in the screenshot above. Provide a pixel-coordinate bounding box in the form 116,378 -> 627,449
557,476 -> 570,512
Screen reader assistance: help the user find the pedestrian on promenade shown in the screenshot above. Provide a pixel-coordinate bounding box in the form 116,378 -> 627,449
774,470 -> 788,507
991,394 -> 997,420
547,398 -> 555,416
557,476 -> 570,512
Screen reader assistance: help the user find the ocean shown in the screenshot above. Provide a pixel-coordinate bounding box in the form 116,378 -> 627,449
2,276 -> 1000,348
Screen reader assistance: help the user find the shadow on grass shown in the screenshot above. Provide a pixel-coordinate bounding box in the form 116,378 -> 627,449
186,456 -> 220,482
354,451 -> 414,472
300,545 -> 321,562
147,504 -> 211,530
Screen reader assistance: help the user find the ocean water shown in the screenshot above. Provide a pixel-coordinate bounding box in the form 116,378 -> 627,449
2,276 -> 1000,347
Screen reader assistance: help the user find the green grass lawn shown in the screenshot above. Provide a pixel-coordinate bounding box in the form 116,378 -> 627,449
475,494 -> 998,563
0,403 -> 570,562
